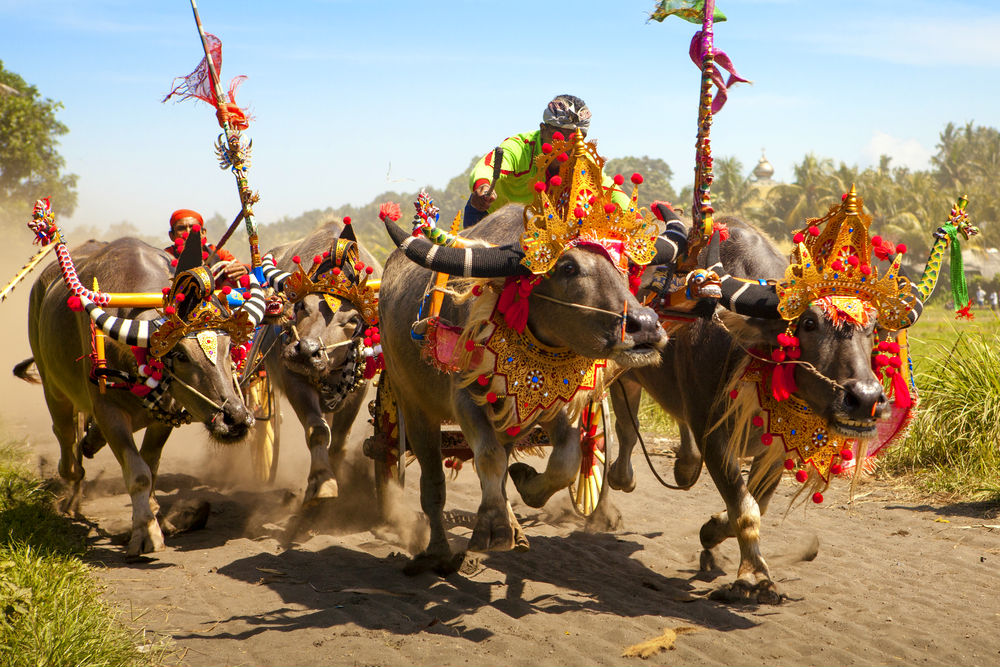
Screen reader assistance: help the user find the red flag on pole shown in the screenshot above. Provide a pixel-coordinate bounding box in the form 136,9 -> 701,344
163,33 -> 250,130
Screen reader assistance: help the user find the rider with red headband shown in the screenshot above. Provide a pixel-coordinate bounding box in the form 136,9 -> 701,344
165,209 -> 248,286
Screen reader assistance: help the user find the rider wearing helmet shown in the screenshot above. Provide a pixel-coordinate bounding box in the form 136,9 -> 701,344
463,94 -> 630,227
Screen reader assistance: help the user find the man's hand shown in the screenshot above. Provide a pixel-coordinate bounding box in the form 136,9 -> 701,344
222,261 -> 249,281
469,182 -> 498,212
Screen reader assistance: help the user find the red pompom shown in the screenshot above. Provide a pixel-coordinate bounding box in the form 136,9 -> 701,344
242,291 -> 251,300
202,251 -> 210,261
180,232 -> 189,240
365,266 -> 374,275
830,463 -> 843,475
551,131 -> 564,141
464,340 -> 475,351
175,293 -> 186,302
872,235 -> 882,245
761,433 -> 773,446
603,203 -> 616,214
354,261 -> 364,272
170,259 -> 178,267
784,459 -> 796,470
793,232 -> 805,244
238,275 -> 250,288
895,243 -> 907,254
222,285 -> 232,295
613,174 -> 625,186
787,347 -> 801,359
164,305 -> 176,315
541,142 -> 553,154
161,287 -> 171,295
776,333 -> 791,347
574,206 -> 586,219
344,216 -> 352,225
472,284 -> 483,296
771,349 -> 786,362
631,173 -> 643,184
808,225 -> 820,237
839,448 -> 854,461
795,469 -> 808,483
534,181 -> 546,192
812,492 -> 824,504
549,175 -> 562,187
859,265 -> 872,275
363,337 -> 372,347
313,255 -> 322,265
332,267 -> 341,276
557,152 -> 569,163
506,425 -> 521,436
66,296 -> 83,312
729,389 -> 739,400
292,255 -> 301,264
752,415 -> 764,427
191,224 -> 201,234
848,255 -> 860,267
486,392 -> 498,403
477,374 -> 488,386
323,251 -> 330,258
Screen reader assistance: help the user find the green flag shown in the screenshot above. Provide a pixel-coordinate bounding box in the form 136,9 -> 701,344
649,0 -> 727,23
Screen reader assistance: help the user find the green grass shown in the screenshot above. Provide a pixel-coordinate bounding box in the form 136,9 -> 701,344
0,441 -> 166,666
880,305 -> 1000,499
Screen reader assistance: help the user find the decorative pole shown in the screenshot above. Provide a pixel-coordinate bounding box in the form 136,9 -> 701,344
188,0 -> 261,268
692,0 -> 716,244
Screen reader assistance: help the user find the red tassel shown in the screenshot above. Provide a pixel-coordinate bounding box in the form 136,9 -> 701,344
771,363 -> 797,402
890,369 -> 912,409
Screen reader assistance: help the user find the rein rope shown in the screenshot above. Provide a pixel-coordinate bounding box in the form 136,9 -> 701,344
619,384 -> 700,491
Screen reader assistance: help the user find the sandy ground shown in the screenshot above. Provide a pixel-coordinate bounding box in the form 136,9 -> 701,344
2,244 -> 1000,666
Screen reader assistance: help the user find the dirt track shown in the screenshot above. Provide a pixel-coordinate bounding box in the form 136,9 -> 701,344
2,257 -> 1000,666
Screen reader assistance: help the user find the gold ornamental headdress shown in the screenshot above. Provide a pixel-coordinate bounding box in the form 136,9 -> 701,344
776,186 -> 919,331
264,231 -> 380,326
521,132 -> 660,275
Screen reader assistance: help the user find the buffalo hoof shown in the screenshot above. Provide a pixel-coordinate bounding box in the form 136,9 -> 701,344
303,472 -> 339,505
698,548 -> 725,576
59,483 -> 84,519
606,457 -> 636,493
468,505 -> 519,553
708,578 -> 784,605
127,519 -> 166,556
673,457 -> 701,488
508,462 -> 547,508
585,499 -> 624,533
402,551 -> 465,577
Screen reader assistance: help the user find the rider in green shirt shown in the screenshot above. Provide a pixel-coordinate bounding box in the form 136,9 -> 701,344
464,94 -> 629,227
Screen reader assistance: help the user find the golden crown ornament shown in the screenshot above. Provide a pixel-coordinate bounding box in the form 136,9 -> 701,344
520,132 -> 659,275
283,241 -> 380,326
776,186 -> 919,331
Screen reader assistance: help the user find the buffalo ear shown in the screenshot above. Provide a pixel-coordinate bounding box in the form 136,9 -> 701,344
717,310 -> 787,348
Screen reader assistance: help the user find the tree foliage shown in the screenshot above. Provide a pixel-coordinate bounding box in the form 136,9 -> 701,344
0,61 -> 77,224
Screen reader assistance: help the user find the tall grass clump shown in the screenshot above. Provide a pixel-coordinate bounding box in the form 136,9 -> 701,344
0,440 -> 164,666
881,329 -> 1000,499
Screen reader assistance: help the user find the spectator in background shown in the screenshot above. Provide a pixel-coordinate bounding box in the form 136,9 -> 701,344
991,291 -> 998,310
976,285 -> 986,308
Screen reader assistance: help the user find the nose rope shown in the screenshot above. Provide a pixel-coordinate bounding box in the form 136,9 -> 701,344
710,312 -> 847,393
531,292 -> 629,319
162,366 -> 227,414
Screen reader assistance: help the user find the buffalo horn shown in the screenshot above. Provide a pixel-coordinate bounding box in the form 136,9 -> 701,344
383,216 -> 529,277
705,231 -> 782,319
81,297 -> 159,346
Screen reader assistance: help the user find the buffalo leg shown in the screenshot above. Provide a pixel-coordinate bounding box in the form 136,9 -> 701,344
456,393 -> 526,553
283,379 -> 338,503
700,430 -> 780,604
509,410 -> 580,508
325,387 -> 366,482
44,386 -> 85,516
138,422 -> 173,519
607,379 -> 641,492
96,405 -> 165,555
402,406 -> 459,575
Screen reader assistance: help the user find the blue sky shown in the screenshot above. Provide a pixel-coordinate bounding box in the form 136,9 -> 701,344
2,0 -> 998,237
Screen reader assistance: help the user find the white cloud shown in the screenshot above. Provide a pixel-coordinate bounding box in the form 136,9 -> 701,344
860,132 -> 932,171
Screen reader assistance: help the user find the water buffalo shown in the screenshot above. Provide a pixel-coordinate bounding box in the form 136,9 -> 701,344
378,198 -> 683,574
258,221 -> 382,504
608,205 -> 926,603
25,234 -> 264,555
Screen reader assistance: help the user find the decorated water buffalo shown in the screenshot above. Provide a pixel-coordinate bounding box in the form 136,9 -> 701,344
376,132 -> 695,574
257,219 -> 383,504
21,200 -> 266,555
608,189 -> 975,603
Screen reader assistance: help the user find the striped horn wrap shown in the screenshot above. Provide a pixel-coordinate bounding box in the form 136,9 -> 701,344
704,231 -> 782,319
81,297 -> 162,346
384,215 -> 530,278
